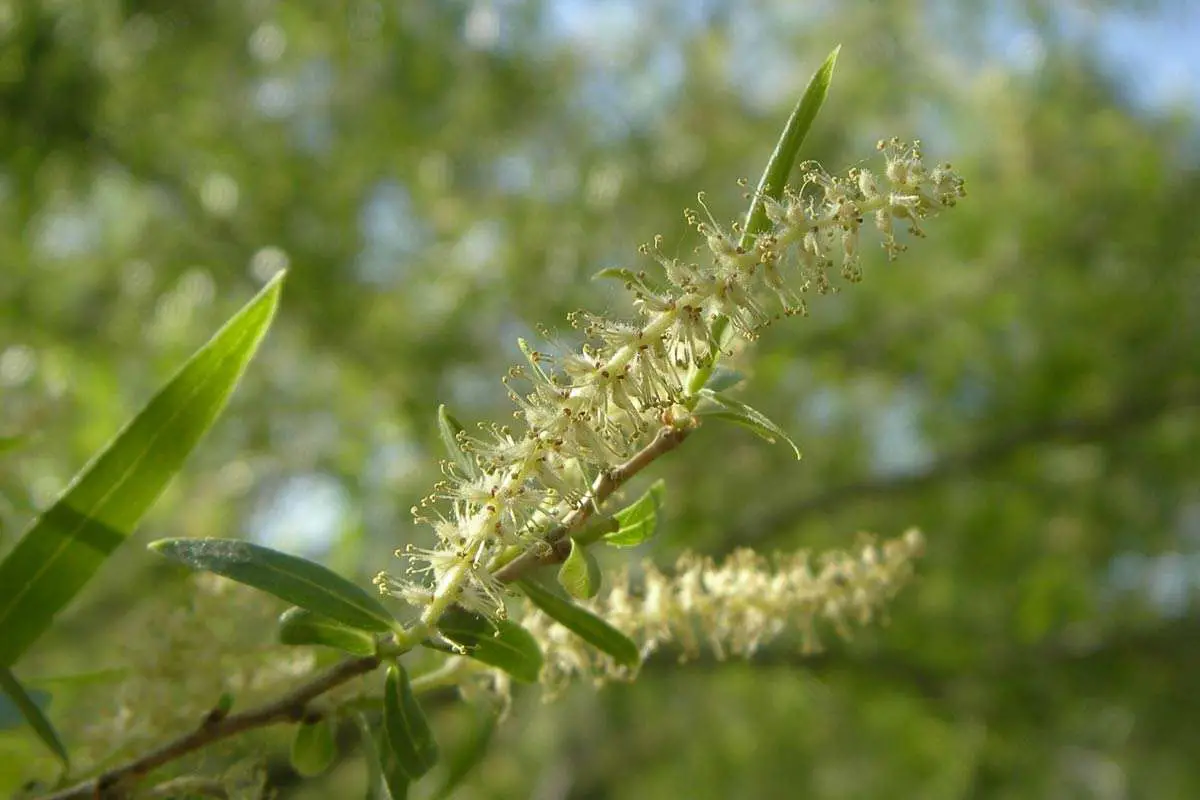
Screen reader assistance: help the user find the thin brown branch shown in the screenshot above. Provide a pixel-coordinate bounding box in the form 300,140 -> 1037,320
40,656 -> 381,800
493,423 -> 692,582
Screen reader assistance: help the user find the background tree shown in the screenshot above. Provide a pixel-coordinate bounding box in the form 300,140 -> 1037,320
1,1 -> 1197,797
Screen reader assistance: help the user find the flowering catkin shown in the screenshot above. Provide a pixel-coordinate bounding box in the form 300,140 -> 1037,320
376,140 -> 965,624
523,529 -> 926,695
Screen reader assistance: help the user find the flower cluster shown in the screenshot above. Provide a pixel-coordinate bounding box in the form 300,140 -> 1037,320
524,529 -> 925,696
376,140 -> 964,624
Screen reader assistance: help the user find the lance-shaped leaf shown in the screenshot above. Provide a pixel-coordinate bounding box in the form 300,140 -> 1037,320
278,607 -> 378,657
695,389 -> 802,460
435,607 -> 543,683
703,366 -> 746,393
0,667 -> 67,764
290,715 -> 337,777
604,479 -> 665,548
690,46 -> 839,393
436,405 -> 476,479
557,538 -> 602,600
357,714 -> 409,800
517,578 -> 639,668
150,538 -> 396,633
383,664 -> 439,780
0,273 -> 285,667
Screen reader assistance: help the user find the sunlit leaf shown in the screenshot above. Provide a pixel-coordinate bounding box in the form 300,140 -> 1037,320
383,664 -> 439,780
435,607 -> 543,683
692,47 -> 839,391
0,273 -> 285,667
557,538 -> 602,600
278,607 -> 379,657
150,538 -> 395,633
604,479 -> 666,548
517,578 -> 639,668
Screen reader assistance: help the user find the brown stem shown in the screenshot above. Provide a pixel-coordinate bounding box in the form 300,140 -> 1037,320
39,656 -> 380,800
493,423 -> 691,583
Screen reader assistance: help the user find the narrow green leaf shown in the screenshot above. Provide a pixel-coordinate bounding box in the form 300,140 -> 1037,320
436,405 -> 476,478
435,607 -> 543,683
691,47 -> 839,394
356,714 -> 408,800
557,538 -> 602,600
703,366 -> 746,393
290,715 -> 337,777
592,266 -> 641,284
695,390 -> 802,460
0,667 -> 67,764
150,538 -> 395,633
383,664 -> 439,780
278,607 -> 378,657
431,709 -> 498,800
0,273 -> 285,667
604,479 -> 665,548
740,45 -> 840,247
517,578 -> 639,668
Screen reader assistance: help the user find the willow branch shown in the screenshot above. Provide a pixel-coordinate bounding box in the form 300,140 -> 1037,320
493,423 -> 691,582
39,656 -> 381,800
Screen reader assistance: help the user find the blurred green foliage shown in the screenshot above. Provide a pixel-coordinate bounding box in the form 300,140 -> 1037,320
1,0 -> 1198,797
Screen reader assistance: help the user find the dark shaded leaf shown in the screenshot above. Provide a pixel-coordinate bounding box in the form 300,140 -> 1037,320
517,578 -> 639,668
0,667 -> 67,764
278,607 -> 379,657
435,607 -> 543,683
383,664 -> 439,780
431,709 -> 499,800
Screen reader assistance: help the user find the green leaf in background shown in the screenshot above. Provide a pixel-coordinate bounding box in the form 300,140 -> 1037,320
604,478 -> 666,548
436,404 -> 476,479
0,273 -> 285,668
0,434 -> 27,455
435,607 -> 544,683
0,667 -> 67,764
689,46 -> 838,393
557,538 -> 602,600
383,664 -> 439,780
278,607 -> 379,657
149,538 -> 396,633
694,389 -> 802,460
517,578 -> 640,668
431,709 -> 499,800
290,715 -> 337,777
357,714 -> 409,800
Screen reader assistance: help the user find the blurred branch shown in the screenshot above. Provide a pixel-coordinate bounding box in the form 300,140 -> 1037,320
734,386 -> 1200,545
38,656 -> 381,800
